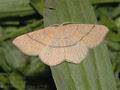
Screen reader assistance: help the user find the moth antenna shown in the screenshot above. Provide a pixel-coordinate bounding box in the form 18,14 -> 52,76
60,22 -> 73,26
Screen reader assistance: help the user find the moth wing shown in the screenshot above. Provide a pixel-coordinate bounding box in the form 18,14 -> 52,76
67,24 -> 109,48
13,26 -> 57,56
13,34 -> 45,56
81,25 -> 108,48
65,42 -> 88,63
39,46 -> 65,66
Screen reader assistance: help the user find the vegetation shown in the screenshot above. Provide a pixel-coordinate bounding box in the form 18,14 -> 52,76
0,0 -> 120,90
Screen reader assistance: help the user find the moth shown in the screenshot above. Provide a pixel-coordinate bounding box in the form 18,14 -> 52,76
13,24 -> 109,66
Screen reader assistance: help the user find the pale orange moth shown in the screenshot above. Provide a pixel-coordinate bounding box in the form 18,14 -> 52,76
13,23 -> 109,66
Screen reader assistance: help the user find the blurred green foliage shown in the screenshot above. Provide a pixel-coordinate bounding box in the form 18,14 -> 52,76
94,2 -> 120,89
0,0 -> 119,90
44,0 -> 117,90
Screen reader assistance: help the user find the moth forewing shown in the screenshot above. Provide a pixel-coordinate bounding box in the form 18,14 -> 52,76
13,24 -> 109,66
79,25 -> 109,48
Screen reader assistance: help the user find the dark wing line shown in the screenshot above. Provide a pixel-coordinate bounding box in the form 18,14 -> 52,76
26,33 -> 78,48
79,24 -> 95,41
25,24 -> 95,48
49,42 -> 78,48
26,34 -> 47,46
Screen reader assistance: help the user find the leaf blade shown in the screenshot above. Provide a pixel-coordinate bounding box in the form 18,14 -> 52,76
44,0 -> 117,90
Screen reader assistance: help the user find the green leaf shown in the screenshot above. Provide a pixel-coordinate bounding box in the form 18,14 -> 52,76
0,27 -> 3,38
2,41 -> 27,70
22,57 -> 47,76
115,17 -> 120,33
90,0 -> 120,4
30,0 -> 45,15
0,20 -> 43,42
0,73 -> 9,84
98,8 -> 118,32
26,84 -> 48,90
112,4 -> 120,18
107,41 -> 120,51
44,0 -> 117,90
0,73 -> 9,90
0,48 -> 12,72
108,32 -> 120,42
0,0 -> 35,18
9,71 -> 25,90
